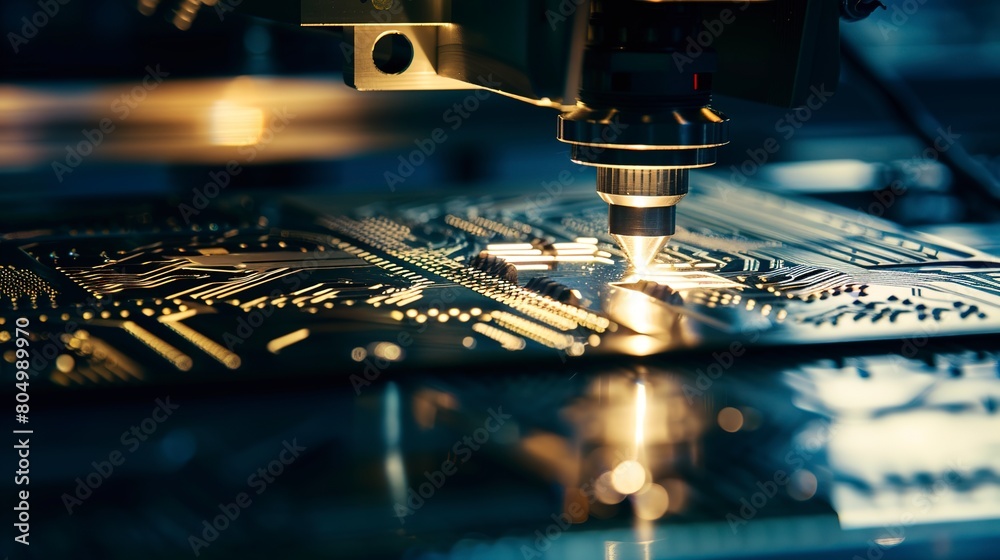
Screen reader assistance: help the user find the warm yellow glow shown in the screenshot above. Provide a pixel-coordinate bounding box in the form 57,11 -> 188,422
351,347 -> 367,362
55,354 -> 75,373
373,342 -> 404,361
162,318 -> 241,369
617,334 -> 670,356
210,100 -> 265,146
611,460 -> 647,495
595,471 -> 627,504
266,328 -> 310,354
718,407 -> 744,433
634,381 -> 647,450
157,308 -> 198,323
633,483 -> 670,520
488,311 -> 574,349
123,321 -> 192,371
471,322 -> 526,351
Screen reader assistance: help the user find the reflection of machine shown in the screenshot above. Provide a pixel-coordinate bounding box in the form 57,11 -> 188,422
181,0 -> 879,267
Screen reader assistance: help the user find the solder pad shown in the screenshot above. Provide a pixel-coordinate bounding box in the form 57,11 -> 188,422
3,175 -> 999,386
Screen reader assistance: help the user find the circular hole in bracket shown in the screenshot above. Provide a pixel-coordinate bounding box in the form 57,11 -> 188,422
372,32 -> 413,75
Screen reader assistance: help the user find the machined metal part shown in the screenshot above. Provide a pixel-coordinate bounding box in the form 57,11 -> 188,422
311,0 -> 585,106
609,233 -> 673,269
292,0 -> 839,269
554,1 -> 732,268
570,146 -> 719,168
571,146 -> 720,168
597,168 -> 689,208
557,106 -> 729,150
342,26 -> 479,92
599,168 -> 690,268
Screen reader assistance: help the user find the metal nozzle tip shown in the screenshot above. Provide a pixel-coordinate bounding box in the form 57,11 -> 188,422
611,234 -> 670,269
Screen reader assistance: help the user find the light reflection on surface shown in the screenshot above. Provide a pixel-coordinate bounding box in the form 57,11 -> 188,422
633,380 -> 647,453
601,334 -> 672,357
633,483 -> 670,521
558,372 -> 704,529
417,350 -> 999,559
0,77 -> 405,165
599,285 -> 699,356
383,382 -> 408,509
599,265 -> 749,356
620,265 -> 743,291
604,285 -> 677,336
480,240 -> 615,270
787,353 -> 1000,529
